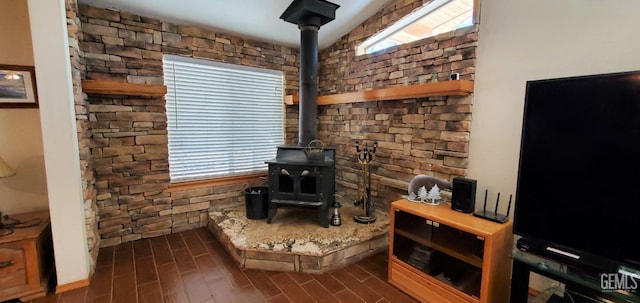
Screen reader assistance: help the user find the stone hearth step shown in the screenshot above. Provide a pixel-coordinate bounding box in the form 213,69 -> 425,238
207,205 -> 389,273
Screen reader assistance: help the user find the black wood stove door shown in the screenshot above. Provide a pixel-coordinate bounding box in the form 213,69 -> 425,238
270,165 -> 323,203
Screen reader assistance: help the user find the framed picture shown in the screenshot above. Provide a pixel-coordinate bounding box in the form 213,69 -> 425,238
0,64 -> 38,108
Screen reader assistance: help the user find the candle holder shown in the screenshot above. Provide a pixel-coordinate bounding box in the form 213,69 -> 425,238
353,140 -> 377,224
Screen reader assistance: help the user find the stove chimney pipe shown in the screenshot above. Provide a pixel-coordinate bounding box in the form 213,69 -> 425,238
298,22 -> 319,147
280,0 -> 340,146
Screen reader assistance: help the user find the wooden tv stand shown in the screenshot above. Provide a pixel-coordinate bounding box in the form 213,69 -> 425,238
388,199 -> 513,303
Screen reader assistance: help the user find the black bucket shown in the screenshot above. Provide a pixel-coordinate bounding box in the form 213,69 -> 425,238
244,186 -> 269,219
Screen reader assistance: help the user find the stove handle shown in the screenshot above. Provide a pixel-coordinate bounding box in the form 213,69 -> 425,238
301,170 -> 309,177
281,168 -> 290,176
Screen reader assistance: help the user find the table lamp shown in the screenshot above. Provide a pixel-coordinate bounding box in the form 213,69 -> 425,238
0,156 -> 14,178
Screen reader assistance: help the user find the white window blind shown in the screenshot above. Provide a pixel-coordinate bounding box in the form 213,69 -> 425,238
163,55 -> 285,182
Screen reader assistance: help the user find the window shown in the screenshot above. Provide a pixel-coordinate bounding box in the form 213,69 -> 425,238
163,55 -> 285,182
357,0 -> 475,55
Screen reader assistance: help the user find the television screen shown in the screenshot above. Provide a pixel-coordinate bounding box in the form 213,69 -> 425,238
515,71 -> 640,269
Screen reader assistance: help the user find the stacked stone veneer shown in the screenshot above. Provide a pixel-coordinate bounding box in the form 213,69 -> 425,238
66,0 -> 100,271
319,0 -> 477,93
76,5 -> 299,247
73,0 -> 478,247
315,97 -> 472,211
287,0 -> 478,210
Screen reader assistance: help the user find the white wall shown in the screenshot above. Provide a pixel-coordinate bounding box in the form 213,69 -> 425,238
469,0 -> 640,211
0,0 -> 49,214
28,0 -> 91,286
469,0 -> 640,293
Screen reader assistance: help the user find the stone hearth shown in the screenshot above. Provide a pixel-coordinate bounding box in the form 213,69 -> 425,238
207,205 -> 389,273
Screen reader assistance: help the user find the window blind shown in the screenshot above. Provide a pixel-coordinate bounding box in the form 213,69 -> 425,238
163,55 -> 285,182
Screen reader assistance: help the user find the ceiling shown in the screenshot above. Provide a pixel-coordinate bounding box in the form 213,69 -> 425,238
78,0 -> 395,50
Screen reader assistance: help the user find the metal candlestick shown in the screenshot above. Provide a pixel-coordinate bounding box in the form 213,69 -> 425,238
353,140 -> 377,224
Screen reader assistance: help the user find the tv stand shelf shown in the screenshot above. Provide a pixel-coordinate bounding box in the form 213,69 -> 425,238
388,199 -> 513,303
394,228 -> 483,268
510,250 -> 640,303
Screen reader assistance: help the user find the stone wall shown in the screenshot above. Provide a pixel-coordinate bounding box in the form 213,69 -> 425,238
88,95 -> 172,246
287,0 -> 478,210
75,0 -> 478,245
65,0 -> 99,271
77,5 -> 299,247
319,0 -> 476,93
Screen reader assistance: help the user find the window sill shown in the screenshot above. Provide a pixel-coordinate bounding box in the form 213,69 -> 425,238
164,172 -> 268,193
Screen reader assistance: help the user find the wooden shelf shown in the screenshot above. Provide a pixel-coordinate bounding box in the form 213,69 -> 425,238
285,80 -> 473,105
389,199 -> 513,303
394,228 -> 483,268
82,80 -> 167,97
391,199 -> 507,238
391,257 -> 480,303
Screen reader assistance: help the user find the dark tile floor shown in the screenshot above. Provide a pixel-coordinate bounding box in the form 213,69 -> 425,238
25,228 -> 418,303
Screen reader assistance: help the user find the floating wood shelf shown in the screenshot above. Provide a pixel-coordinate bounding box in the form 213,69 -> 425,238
285,80 -> 473,106
82,80 -> 167,97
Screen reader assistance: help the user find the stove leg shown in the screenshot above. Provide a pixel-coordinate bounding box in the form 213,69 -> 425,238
319,205 -> 329,228
267,204 -> 277,224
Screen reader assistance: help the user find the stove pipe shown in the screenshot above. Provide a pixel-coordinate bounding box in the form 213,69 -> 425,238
280,0 -> 340,146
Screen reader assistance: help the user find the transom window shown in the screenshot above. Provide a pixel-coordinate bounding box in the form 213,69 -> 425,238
357,0 -> 475,55
163,55 -> 285,182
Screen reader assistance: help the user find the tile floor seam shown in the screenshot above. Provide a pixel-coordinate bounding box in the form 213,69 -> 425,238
160,238 -> 175,299
150,237 -> 168,300
107,248 -> 115,303
141,243 -> 161,292
310,277 -> 337,297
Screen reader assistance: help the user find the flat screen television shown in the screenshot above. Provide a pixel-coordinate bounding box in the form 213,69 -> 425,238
515,70 -> 640,272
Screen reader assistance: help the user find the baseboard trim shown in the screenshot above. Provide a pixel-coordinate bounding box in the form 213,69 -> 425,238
55,278 -> 91,294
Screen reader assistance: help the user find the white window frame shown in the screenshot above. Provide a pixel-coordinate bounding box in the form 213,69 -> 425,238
163,55 -> 285,183
357,0 -> 476,55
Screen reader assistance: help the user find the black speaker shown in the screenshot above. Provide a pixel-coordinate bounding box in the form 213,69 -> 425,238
451,177 -> 477,213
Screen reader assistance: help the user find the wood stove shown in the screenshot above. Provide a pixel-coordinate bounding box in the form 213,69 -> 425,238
266,146 -> 335,227
266,0 -> 340,227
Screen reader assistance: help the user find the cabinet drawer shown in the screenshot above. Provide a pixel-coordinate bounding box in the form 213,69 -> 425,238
0,243 -> 28,291
390,258 -> 477,303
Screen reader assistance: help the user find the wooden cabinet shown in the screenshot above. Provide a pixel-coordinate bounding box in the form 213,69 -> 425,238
388,199 -> 513,303
0,211 -> 53,302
